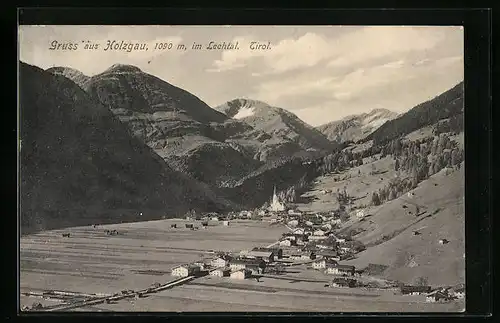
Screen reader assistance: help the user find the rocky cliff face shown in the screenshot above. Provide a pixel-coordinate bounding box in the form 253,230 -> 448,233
215,99 -> 337,161
49,65 -> 261,187
20,62 -> 230,233
316,108 -> 399,143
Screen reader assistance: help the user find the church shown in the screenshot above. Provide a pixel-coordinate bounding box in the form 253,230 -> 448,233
268,186 -> 286,212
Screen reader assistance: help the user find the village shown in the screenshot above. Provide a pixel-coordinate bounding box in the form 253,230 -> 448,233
165,187 -> 464,305
20,184 -> 464,312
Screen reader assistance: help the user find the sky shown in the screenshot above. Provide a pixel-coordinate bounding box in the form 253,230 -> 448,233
18,25 -> 464,126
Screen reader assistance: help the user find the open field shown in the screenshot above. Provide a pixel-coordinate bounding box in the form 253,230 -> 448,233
21,218 -> 463,312
20,219 -> 287,298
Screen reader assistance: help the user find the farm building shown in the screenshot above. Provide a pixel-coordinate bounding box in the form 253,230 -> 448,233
280,239 -> 293,247
331,219 -> 342,225
314,229 -> 326,237
308,235 -> 328,241
289,252 -> 315,261
171,264 -> 201,277
252,247 -> 283,259
293,228 -> 305,235
210,256 -> 232,268
246,250 -> 275,263
229,259 -> 266,274
222,221 -> 230,226
296,235 -> 308,245
400,285 -> 432,295
230,269 -> 252,280
449,284 -> 465,299
439,239 -> 450,245
321,223 -> 333,231
185,223 -> 194,229
312,258 -> 338,269
356,210 -> 365,218
170,224 -> 177,228
325,264 -> 356,276
426,290 -> 451,302
331,278 -> 357,288
210,268 -> 230,277
318,250 -> 340,261
288,209 -> 302,216
201,221 -> 208,227
192,260 -> 211,270
282,233 -> 296,241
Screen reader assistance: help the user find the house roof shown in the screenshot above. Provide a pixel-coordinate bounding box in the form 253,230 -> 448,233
248,251 -> 274,257
401,285 -> 432,293
231,258 -> 265,266
172,264 -> 200,270
326,263 -> 354,270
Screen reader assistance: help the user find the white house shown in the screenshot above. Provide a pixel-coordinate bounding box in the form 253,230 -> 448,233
288,220 -> 299,227
321,223 -> 333,231
171,264 -> 201,277
293,228 -> 305,235
230,269 -> 251,280
356,210 -> 365,218
210,257 -> 229,268
408,192 -> 415,198
211,217 -> 219,221
280,239 -> 292,247
325,264 -> 355,276
210,268 -> 230,277
222,221 -> 230,226
314,229 -> 326,236
192,261 -> 207,270
331,219 -> 342,225
308,235 -> 328,241
312,258 -> 338,269
340,246 -> 352,253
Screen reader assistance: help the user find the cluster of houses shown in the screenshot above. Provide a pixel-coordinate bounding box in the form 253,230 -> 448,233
278,224 -> 362,260
171,247 -> 284,280
399,284 -> 465,303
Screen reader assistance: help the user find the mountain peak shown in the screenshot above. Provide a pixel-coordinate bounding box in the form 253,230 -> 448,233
103,64 -> 143,74
45,66 -> 91,88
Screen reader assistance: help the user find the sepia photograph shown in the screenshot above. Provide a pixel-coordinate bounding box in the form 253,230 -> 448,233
18,25 -> 465,312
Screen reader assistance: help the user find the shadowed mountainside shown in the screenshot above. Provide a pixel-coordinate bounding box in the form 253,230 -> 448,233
20,62 -> 232,234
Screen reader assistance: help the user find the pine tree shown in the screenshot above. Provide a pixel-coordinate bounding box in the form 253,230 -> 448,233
372,192 -> 381,206
389,188 -> 397,200
451,148 -> 460,166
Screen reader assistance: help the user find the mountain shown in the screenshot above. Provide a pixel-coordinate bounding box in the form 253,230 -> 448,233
365,82 -> 464,145
20,62 -> 230,233
215,99 -> 336,161
48,65 -> 261,187
316,108 -> 398,143
46,66 -> 91,89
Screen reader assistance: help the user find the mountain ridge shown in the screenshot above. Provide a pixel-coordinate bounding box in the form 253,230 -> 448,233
21,62 -> 230,233
316,108 -> 398,144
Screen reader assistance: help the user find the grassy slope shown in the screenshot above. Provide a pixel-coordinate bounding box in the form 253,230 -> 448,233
343,165 -> 464,286
294,150 -> 464,287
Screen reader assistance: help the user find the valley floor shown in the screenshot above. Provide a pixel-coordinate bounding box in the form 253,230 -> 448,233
20,218 -> 464,312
